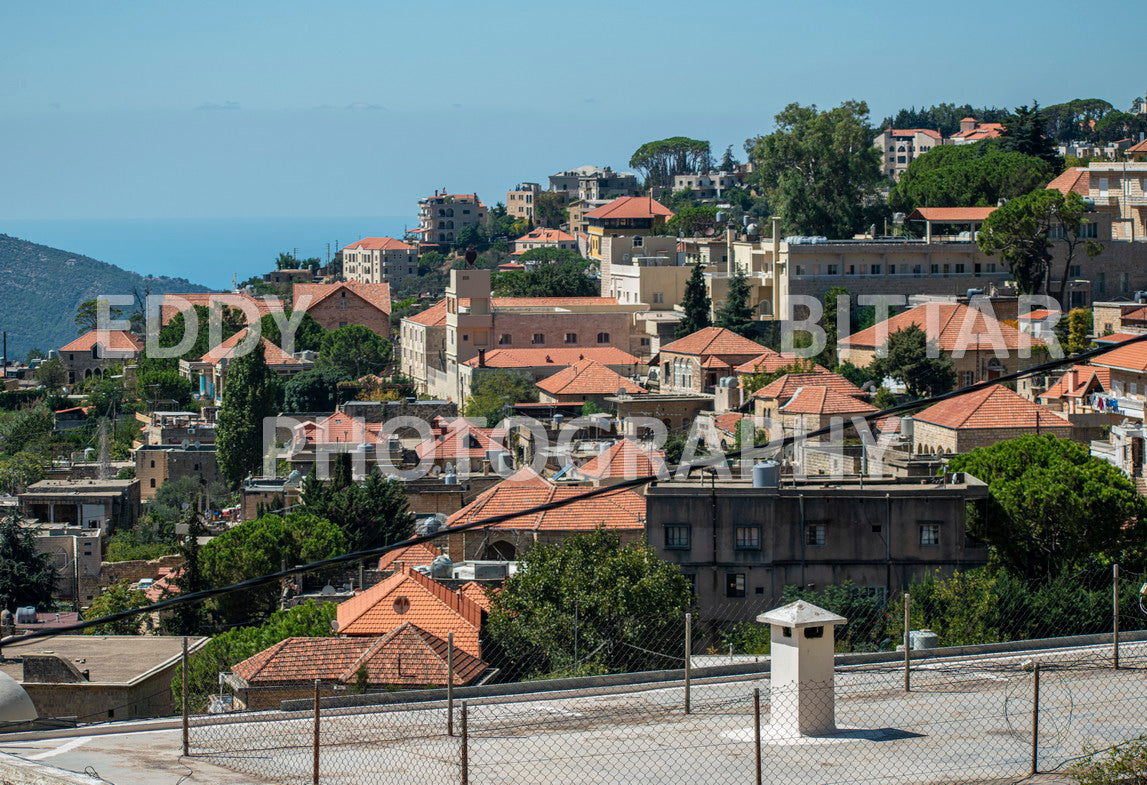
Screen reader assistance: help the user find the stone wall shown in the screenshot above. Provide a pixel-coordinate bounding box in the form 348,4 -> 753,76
99,554 -> 182,590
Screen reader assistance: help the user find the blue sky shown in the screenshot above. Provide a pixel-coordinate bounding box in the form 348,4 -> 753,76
2,0 -> 1144,221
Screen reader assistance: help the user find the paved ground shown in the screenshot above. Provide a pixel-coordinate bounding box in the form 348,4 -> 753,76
3,642 -> 1144,785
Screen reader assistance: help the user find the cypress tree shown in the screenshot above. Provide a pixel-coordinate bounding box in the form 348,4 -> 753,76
676,262 -> 712,338
215,342 -> 279,488
716,265 -> 754,336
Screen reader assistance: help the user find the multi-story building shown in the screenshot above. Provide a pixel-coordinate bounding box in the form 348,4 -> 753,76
506,182 -> 542,221
340,237 -> 418,287
18,478 -> 141,535
646,473 -> 989,623
134,443 -> 222,500
584,196 -> 674,279
59,330 -> 142,386
671,171 -> 744,199
872,128 -> 942,180
415,191 -> 488,249
657,327 -> 768,395
948,116 -> 1006,145
548,166 -> 639,202
181,330 -> 314,403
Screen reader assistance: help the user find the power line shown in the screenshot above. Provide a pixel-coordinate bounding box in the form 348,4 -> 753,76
9,331 -> 1147,645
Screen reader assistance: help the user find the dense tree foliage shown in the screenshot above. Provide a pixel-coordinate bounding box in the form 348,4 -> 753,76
259,311 -> 324,354
135,368 -> 193,409
139,304 -> 246,375
84,581 -> 151,635
715,265 -> 753,337
676,262 -> 711,338
1038,98 -> 1114,143
463,370 -> 538,424
301,458 -> 413,551
282,367 -> 347,413
889,141 -> 1055,213
999,103 -> 1062,169
486,529 -> 693,678
869,325 -> 955,399
275,252 -> 321,272
947,435 -> 1146,579
492,257 -> 596,298
662,205 -> 719,237
215,342 -> 279,487
629,137 -> 712,189
746,101 -> 883,238
0,511 -> 58,611
317,325 -> 392,379
533,191 -> 567,228
879,103 -> 1009,137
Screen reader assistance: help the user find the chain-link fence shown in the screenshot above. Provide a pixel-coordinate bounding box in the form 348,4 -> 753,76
187,639 -> 1147,784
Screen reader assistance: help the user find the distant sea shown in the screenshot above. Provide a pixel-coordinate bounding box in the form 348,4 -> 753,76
0,216 -> 411,289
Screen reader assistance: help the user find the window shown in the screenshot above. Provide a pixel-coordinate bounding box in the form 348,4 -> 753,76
596,332 -> 610,343
735,525 -> 761,550
827,264 -> 838,275
632,236 -> 644,247
955,264 -> 965,274
725,573 -> 746,598
962,371 -> 974,387
858,586 -> 888,604
150,460 -> 155,468
532,333 -> 545,345
664,524 -> 690,550
652,292 -> 664,304
930,264 -> 939,274
149,478 -> 156,488
1122,273 -> 1131,293
919,523 -> 941,546
339,322 -> 348,328
1069,265 -> 1081,277
498,334 -> 512,345
565,333 -> 578,344
871,265 -> 881,275
805,523 -> 826,547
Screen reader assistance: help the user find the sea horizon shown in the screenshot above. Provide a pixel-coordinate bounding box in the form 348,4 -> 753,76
0,215 -> 411,290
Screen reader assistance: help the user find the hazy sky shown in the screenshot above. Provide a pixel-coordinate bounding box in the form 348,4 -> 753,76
3,0 -> 1144,221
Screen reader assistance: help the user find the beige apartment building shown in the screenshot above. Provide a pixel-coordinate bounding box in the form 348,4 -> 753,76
671,170 -> 744,199
340,237 -> 418,286
872,128 -> 942,180
548,166 -> 639,202
415,191 -> 488,249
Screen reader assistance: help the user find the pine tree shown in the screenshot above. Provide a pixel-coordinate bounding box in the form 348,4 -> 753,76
165,507 -> 208,636
0,510 -> 58,611
215,342 -> 279,488
676,262 -> 712,338
716,265 -> 754,336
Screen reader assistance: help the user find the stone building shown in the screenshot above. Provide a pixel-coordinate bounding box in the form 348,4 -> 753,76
910,384 -> 1073,455
292,281 -> 392,339
414,191 -> 488,249
134,443 -> 221,500
18,479 -> 141,535
657,327 -> 768,395
59,330 -> 142,386
340,237 -> 418,287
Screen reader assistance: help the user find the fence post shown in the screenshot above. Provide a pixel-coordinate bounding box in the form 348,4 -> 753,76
902,593 -> 911,692
1030,663 -> 1040,776
460,701 -> 469,785
753,688 -> 762,785
684,612 -> 692,715
447,631 -> 455,736
1113,563 -> 1120,670
313,679 -> 321,785
181,636 -> 189,757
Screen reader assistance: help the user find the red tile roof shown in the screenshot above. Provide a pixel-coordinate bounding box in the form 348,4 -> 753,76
447,468 -> 645,533
157,292 -> 284,326
1046,168 -> 1091,197
200,329 -> 307,366
294,281 -> 392,316
536,359 -> 646,397
59,330 -> 142,355
889,128 -> 943,140
296,412 -> 385,445
457,582 -> 494,612
463,347 -> 640,368
1021,308 -> 1060,321
733,352 -> 821,375
343,237 -> 416,252
584,196 -> 674,221
1091,338 -> 1147,372
951,122 -> 1005,140
1095,332 -> 1142,345
1040,365 -> 1111,402
514,228 -> 576,245
908,207 -> 997,222
1127,139 -> 1147,154
840,302 -> 1040,352
415,422 -> 500,462
378,542 -> 445,572
660,326 -> 765,357
574,439 -> 668,480
914,384 -> 1070,430
755,371 -> 865,401
779,386 -> 879,416
337,565 -> 484,656
232,624 -> 487,687
713,412 -> 749,435
405,299 -> 448,327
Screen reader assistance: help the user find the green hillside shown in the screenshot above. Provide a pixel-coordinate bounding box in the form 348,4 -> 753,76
0,233 -> 213,359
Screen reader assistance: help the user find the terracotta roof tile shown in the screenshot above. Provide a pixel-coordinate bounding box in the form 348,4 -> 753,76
463,347 -> 640,368
1046,168 -> 1090,196
840,302 -> 1041,352
713,412 -> 749,435
584,196 -> 674,220
574,439 -> 667,480
660,327 -> 765,357
378,542 -> 445,572
1091,338 -> 1147,372
414,423 -> 500,462
733,352 -> 821,375
293,281 -> 392,316
446,468 -> 645,533
536,359 -> 646,396
914,384 -> 1071,430
755,371 -> 865,401
908,207 -> 997,222
343,237 -> 416,252
337,566 -> 484,656
200,329 -> 307,366
514,228 -> 576,245
1040,365 -> 1111,401
405,299 -> 448,327
779,386 -> 879,416
59,330 -> 142,355
457,582 -> 494,612
156,292 -> 284,326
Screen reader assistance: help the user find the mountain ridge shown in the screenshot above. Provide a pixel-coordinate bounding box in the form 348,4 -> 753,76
0,233 -> 214,359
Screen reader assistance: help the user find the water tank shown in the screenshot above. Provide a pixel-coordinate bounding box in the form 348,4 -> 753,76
752,461 -> 779,489
430,554 -> 454,580
553,414 -> 564,427
443,472 -> 457,485
1136,291 -> 1147,304
966,288 -> 983,299
715,210 -> 726,224
415,513 -> 446,536
494,451 -> 513,474
900,416 -> 914,439
14,607 -> 37,625
745,223 -> 758,235
910,629 -> 939,650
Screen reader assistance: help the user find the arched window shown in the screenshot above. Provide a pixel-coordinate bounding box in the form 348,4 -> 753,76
596,332 -> 610,343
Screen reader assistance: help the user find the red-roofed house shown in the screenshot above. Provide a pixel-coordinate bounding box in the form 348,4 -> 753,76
536,359 -> 646,405
181,328 -> 314,403
907,207 -> 996,243
839,302 -> 1044,387
1039,365 -> 1111,414
337,565 -> 485,656
584,196 -> 674,264
512,227 -> 578,257
59,330 -> 143,384
949,117 -> 1005,144
1047,168 -> 1091,197
658,327 -> 766,394
341,237 -> 418,287
378,542 -> 445,572
156,292 -> 285,327
443,468 -> 646,561
227,623 -> 489,709
568,438 -> 668,485
292,281 -> 392,339
912,384 -> 1072,454
414,420 -> 502,472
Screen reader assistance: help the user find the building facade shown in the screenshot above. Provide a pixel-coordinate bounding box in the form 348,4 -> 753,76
415,191 -> 488,249
340,237 -> 419,286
